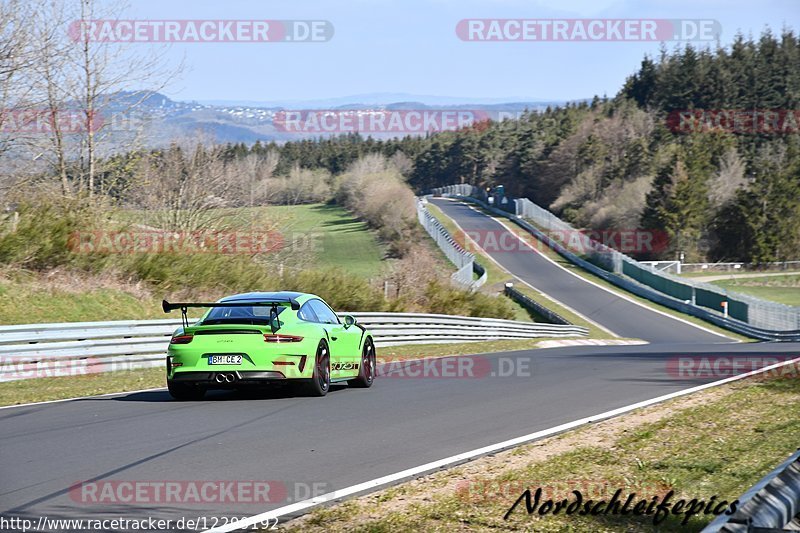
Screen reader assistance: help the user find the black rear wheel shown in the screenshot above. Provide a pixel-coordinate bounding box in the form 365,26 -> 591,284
348,337 -> 376,388
304,340 -> 330,397
167,381 -> 206,400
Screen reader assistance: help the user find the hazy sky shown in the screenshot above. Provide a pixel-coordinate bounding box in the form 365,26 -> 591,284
119,0 -> 798,103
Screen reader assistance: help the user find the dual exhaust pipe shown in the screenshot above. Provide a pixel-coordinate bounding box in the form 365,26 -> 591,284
214,372 -> 236,383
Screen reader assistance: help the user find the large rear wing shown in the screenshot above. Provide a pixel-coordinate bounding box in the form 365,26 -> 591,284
162,298 -> 300,332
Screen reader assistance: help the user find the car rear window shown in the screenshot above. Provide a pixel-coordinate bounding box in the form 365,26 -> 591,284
202,304 -> 286,325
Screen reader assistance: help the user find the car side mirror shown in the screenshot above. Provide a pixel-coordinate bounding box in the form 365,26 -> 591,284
343,315 -> 356,328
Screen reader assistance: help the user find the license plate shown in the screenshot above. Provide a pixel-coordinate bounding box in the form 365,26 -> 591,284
208,355 -> 242,365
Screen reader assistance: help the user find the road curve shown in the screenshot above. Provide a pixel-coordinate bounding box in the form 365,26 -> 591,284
429,198 -> 728,344
2,199 -> 797,531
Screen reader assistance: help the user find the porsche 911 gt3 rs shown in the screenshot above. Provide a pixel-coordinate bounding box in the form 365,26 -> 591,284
162,292 -> 376,400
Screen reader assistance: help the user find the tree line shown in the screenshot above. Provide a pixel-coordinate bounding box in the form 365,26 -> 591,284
2,9 -> 796,264
213,29 -> 800,263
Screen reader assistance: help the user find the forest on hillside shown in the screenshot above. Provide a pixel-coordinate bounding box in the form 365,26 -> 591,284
214,29 -> 799,264
7,29 -> 798,264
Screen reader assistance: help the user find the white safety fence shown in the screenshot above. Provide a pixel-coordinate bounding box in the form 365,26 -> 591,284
417,199 -> 487,290
0,313 -> 588,382
509,194 -> 800,332
432,185 -> 800,338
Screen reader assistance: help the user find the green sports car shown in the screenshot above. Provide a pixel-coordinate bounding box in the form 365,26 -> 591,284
162,291 -> 376,400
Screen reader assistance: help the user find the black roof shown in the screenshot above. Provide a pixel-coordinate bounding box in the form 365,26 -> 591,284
219,291 -> 307,303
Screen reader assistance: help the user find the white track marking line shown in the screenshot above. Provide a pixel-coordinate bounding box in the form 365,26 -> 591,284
205,355 -> 800,532
473,205 -> 734,342
432,202 -> 618,338
537,339 -> 647,349
0,387 -> 166,411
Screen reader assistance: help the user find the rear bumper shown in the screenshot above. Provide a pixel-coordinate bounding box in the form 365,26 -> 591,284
170,370 -> 289,388
167,351 -> 310,382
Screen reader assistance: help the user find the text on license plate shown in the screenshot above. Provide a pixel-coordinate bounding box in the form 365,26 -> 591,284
208,355 -> 242,365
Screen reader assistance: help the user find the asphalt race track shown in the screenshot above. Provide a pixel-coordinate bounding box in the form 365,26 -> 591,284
429,198 -> 726,344
2,199 -> 799,531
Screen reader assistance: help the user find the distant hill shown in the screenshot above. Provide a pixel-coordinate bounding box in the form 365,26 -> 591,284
196,92 -> 572,108
96,91 -> 577,148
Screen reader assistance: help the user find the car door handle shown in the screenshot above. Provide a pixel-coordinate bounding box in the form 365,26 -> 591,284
331,336 -> 338,341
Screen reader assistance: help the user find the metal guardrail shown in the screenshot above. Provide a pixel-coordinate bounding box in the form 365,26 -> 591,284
0,313 -> 588,382
509,193 -> 800,331
417,199 -> 486,290
703,449 -> 800,532
504,284 -> 572,325
431,186 -> 800,341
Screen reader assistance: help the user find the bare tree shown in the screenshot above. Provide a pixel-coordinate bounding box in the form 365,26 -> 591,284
132,140 -> 233,232
383,244 -> 444,304
25,0 -> 74,195
389,150 -> 413,178
0,0 -> 40,191
20,0 -> 182,197
242,150 -> 280,206
708,148 -> 747,208
274,164 -> 332,205
72,0 -> 181,196
587,175 -> 653,229
336,154 -> 417,257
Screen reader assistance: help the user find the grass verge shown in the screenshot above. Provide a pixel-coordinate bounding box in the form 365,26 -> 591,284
0,367 -> 166,407
710,274 -> 800,307
511,284 -> 611,339
0,273 -> 166,324
122,203 -> 388,278
284,370 -> 800,532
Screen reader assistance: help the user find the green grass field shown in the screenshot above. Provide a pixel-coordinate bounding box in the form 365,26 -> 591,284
123,203 -> 387,278
0,276 -> 167,324
0,203 -> 387,324
243,204 -> 386,277
710,274 -> 800,306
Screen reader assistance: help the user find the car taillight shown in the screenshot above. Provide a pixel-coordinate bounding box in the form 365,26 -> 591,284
170,334 -> 194,344
264,334 -> 304,343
